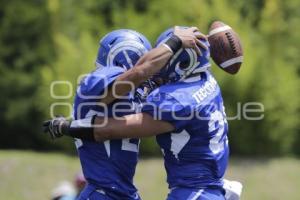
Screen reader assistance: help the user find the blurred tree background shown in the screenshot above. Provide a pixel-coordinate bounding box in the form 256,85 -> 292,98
0,0 -> 299,156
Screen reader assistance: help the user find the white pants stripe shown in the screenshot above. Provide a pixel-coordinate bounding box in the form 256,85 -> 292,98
187,189 -> 204,200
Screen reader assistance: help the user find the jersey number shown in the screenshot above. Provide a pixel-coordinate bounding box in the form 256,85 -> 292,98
104,138 -> 139,157
75,110 -> 139,157
208,110 -> 227,154
169,109 -> 227,159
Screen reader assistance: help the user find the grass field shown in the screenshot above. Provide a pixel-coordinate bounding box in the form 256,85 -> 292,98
0,151 -> 300,200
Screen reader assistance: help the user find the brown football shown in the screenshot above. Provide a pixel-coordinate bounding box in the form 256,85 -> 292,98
208,21 -> 243,74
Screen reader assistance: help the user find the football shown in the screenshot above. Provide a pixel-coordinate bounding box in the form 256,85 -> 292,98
208,21 -> 243,74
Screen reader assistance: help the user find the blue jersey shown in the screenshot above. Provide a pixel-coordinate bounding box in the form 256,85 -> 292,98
142,72 -> 229,189
73,67 -> 140,199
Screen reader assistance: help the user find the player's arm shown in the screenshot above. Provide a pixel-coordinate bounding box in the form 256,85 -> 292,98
93,113 -> 174,140
101,26 -> 207,104
43,114 -> 174,141
43,94 -> 185,141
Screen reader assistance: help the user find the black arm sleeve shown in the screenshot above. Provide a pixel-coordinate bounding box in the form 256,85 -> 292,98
62,116 -> 96,141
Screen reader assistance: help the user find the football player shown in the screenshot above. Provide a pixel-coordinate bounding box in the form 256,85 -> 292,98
44,27 -> 207,200
44,27 -> 236,200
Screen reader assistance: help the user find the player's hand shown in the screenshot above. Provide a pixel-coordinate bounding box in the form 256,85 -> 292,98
173,26 -> 208,56
43,116 -> 69,139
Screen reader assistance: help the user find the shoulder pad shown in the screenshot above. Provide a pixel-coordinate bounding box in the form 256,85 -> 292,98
78,66 -> 125,97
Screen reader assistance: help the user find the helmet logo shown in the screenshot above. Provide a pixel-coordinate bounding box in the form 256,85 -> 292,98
174,49 -> 199,76
166,48 -> 200,81
107,40 -> 148,70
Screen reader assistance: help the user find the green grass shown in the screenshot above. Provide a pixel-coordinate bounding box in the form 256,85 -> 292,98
0,151 -> 300,200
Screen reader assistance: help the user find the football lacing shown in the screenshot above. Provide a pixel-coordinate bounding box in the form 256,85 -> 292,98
225,32 -> 237,56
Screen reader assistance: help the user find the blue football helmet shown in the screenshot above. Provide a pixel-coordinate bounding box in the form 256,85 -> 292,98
96,29 -> 152,70
155,27 -> 211,83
